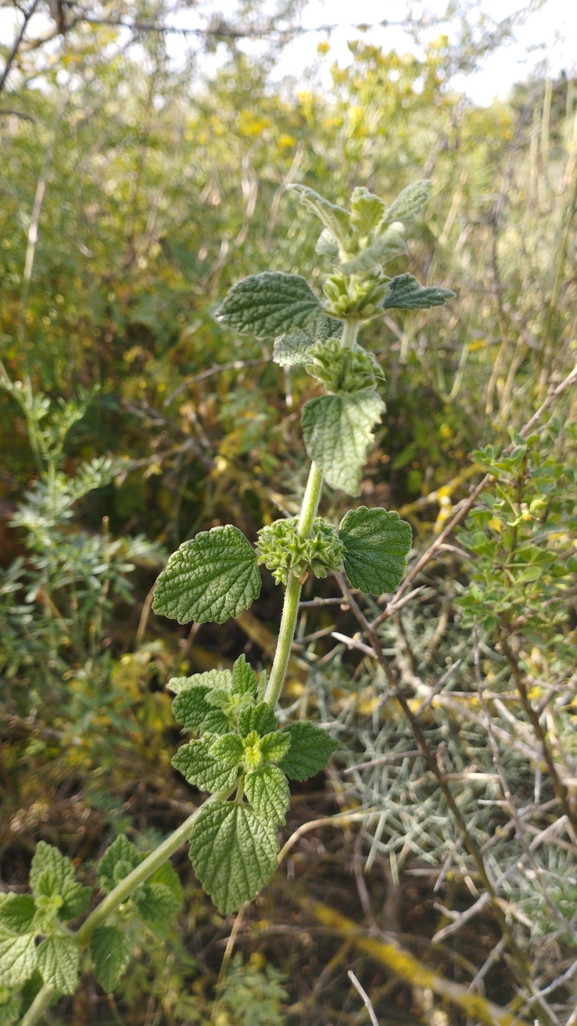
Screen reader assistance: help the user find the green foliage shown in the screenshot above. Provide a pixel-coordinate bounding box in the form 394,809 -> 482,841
301,391 -> 386,495
339,507 -> 413,595
305,339 -> 385,394
30,843 -> 90,922
256,516 -> 345,584
152,525 -> 261,624
272,314 -> 343,366
383,273 -> 456,309
36,936 -> 79,995
90,927 -> 132,993
216,273 -> 321,336
97,835 -> 141,893
278,722 -> 339,781
456,424 -> 577,649
188,801 -> 279,915
244,766 -> 291,825
382,179 -> 432,223
213,953 -> 287,1026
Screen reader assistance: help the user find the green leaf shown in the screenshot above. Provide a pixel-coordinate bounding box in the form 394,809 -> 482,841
133,882 -> 182,940
315,227 -> 339,256
0,896 -> 36,936
166,669 -> 231,694
29,842 -> 90,921
0,990 -> 20,1025
172,739 -> 240,793
278,722 -> 339,781
209,733 -> 245,766
339,506 -> 413,595
383,180 -> 431,223
245,767 -> 290,826
350,187 -> 386,236
189,801 -> 278,915
383,273 -> 455,310
37,936 -> 79,995
97,835 -> 140,893
172,685 -> 214,732
238,703 -> 277,739
232,654 -> 258,696
288,185 -> 352,251
90,926 -> 131,993
273,311 -> 344,367
259,731 -> 292,763
340,223 -> 406,275
273,328 -> 317,367
0,935 -> 37,988
153,525 -> 261,625
302,390 -> 385,495
216,272 -> 321,337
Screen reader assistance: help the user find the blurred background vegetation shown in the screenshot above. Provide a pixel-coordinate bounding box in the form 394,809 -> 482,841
1,0 -> 576,1023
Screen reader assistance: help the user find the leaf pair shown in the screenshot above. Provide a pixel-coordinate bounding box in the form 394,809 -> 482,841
186,720 -> 339,915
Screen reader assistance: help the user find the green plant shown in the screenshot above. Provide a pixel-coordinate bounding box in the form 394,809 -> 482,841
1,179 -> 454,1025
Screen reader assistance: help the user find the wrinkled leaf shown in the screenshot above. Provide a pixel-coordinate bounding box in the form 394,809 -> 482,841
37,936 -> 79,995
189,801 -> 278,915
278,722 -> 339,781
216,272 -> 321,336
97,835 -> 140,894
172,739 -> 240,793
339,506 -> 412,594
245,766 -> 290,825
383,273 -> 455,310
29,842 -> 89,921
153,525 -> 261,625
302,390 -> 385,495
90,926 -> 132,993
383,180 -> 431,223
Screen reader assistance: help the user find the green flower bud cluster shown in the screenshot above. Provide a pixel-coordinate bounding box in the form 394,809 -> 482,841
256,516 -> 345,585
306,337 -> 385,394
322,270 -> 391,319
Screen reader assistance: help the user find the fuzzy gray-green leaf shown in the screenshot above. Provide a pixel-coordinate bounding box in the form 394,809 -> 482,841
216,272 -> 321,337
382,179 -> 431,223
245,766 -> 290,825
90,926 -> 132,993
339,506 -> 412,595
288,185 -> 352,250
301,390 -> 385,495
189,801 -> 278,914
153,525 -> 261,625
340,223 -> 406,275
383,273 -> 455,310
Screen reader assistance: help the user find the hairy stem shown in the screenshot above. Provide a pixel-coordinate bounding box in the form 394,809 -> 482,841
264,317 -> 360,709
19,795 -> 228,1026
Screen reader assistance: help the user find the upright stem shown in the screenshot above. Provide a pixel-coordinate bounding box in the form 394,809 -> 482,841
263,317 -> 360,710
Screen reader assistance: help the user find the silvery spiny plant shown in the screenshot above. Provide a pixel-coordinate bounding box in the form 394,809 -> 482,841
2,179 -> 454,1025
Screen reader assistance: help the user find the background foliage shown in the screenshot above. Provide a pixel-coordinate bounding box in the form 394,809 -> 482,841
1,2 -> 576,1023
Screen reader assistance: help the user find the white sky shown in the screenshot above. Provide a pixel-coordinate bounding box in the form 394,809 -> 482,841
0,0 -> 575,105
272,0 -> 577,105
